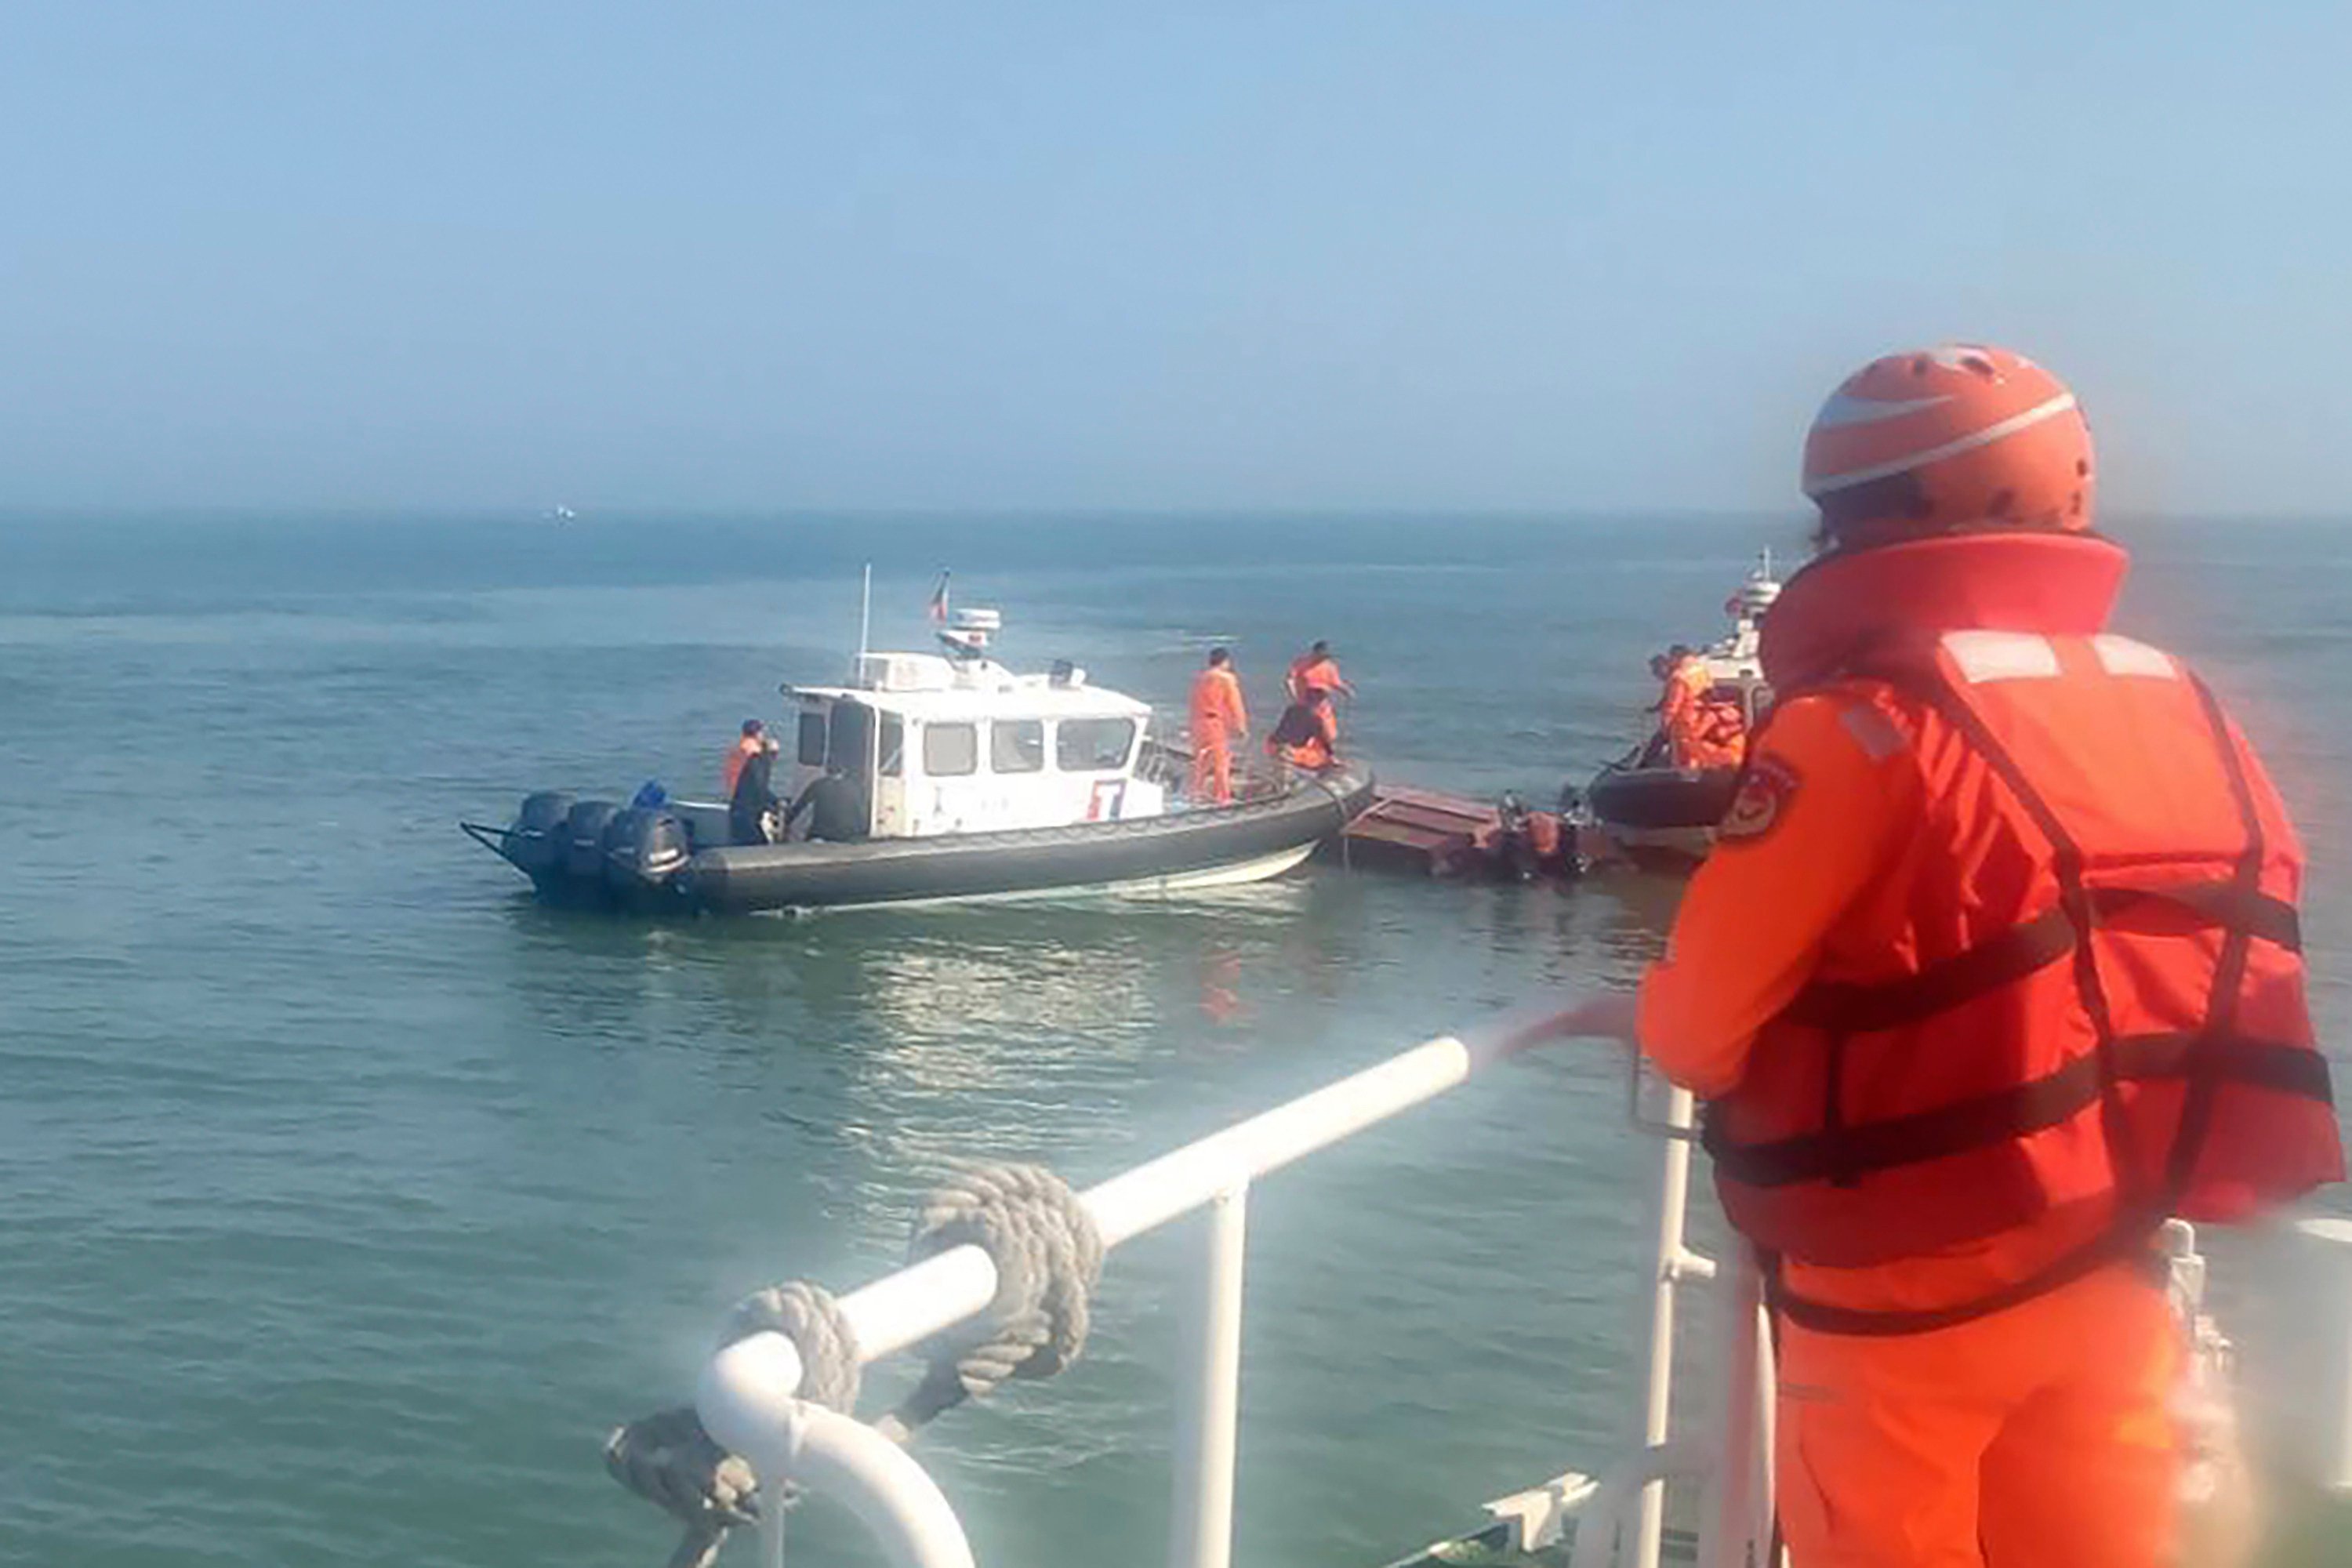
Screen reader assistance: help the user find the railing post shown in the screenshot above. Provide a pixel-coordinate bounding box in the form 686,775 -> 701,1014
1707,1247 -> 1774,1568
1635,1081 -> 1699,1568
1169,1181 -> 1250,1568
761,1494 -> 787,1568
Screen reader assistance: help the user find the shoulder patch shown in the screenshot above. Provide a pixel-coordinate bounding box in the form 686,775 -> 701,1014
1719,755 -> 1799,843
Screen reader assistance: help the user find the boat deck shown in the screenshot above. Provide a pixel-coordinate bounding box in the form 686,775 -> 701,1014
1374,1519 -> 1700,1566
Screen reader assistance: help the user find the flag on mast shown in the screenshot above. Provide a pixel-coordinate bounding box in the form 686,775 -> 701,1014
927,572 -> 951,623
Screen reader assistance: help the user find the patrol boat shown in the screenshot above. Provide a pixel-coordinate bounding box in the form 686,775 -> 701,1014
1570,554 -> 1780,866
463,606 -> 1373,913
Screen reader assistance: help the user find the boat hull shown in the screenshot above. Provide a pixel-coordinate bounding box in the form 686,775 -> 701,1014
471,769 -> 1374,914
1580,764 -> 1740,866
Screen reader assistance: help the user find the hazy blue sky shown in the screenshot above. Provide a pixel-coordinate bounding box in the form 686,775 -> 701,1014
3,4 -> 2345,515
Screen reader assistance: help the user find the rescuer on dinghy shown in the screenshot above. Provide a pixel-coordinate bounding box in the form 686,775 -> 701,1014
1552,343 -> 2341,1567
720,718 -> 767,797
1658,645 -> 1745,769
1286,639 -> 1355,704
1268,686 -> 1341,775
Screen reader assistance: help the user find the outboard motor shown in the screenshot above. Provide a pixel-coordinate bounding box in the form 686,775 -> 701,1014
561,800 -> 621,883
506,790 -> 573,878
601,808 -> 692,902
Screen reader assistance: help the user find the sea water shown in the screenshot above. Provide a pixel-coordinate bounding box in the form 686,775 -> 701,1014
2,513 -> 2345,1565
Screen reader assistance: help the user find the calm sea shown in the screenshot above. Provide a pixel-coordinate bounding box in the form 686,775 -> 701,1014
2,513 -> 2347,1566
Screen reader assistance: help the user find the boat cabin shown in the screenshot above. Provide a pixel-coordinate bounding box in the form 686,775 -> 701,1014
784,611 -> 1167,840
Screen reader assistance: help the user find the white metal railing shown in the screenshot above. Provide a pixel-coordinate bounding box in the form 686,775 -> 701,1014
678,1007 -> 2339,1568
689,1007 -> 1785,1568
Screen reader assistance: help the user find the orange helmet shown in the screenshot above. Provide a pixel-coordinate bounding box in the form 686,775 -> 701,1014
1800,344 -> 2095,550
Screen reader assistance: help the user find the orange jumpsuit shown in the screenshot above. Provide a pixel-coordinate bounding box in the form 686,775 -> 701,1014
1189,667 -> 1249,805
1287,652 -> 1352,702
1661,657 -> 1744,769
1639,691 -> 2179,1568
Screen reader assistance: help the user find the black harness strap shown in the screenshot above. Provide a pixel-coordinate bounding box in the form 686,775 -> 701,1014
2159,676 -> 2267,1212
2096,882 -> 2300,952
1779,883 -> 2299,1036
1769,1225 -> 2147,1338
1711,1029 -> 2330,1189
1782,906 -> 2075,1033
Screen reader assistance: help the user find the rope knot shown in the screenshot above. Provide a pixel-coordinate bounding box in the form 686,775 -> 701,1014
605,1279 -> 861,1567
606,1164 -> 1103,1564
898,1163 -> 1104,1426
726,1279 -> 863,1413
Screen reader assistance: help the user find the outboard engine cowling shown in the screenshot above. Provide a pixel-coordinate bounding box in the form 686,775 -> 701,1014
601,808 -> 692,898
506,790 -> 574,877
562,800 -> 621,882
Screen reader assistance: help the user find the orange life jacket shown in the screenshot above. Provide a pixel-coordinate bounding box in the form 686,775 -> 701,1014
1661,659 -> 1746,769
1686,694 -> 1748,768
1268,700 -> 1337,770
1706,627 -> 2340,1333
721,736 -> 762,797
1289,654 -> 1345,700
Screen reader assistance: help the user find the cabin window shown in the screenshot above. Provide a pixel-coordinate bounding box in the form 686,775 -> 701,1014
877,714 -> 903,778
923,722 -> 978,777
797,711 -> 828,766
829,702 -> 873,777
991,719 -> 1045,774
1056,717 -> 1136,773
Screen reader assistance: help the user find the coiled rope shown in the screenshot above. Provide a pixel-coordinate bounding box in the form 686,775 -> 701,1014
606,1163 -> 1102,1566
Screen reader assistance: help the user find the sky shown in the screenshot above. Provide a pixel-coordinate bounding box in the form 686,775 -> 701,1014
2,2 -> 2347,516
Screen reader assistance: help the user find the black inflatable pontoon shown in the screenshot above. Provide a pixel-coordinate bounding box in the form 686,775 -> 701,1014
463,768 -> 1374,914
1573,749 -> 1740,868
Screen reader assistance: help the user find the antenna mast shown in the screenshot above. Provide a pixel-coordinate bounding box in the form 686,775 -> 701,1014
856,563 -> 873,666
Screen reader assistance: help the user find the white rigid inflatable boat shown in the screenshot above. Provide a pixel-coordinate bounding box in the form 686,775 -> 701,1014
465,606 -> 1374,913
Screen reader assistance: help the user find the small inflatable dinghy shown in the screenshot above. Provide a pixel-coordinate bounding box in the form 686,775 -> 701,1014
1572,553 -> 1780,867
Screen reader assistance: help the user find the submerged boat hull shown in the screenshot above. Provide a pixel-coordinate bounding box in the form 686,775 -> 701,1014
468,769 -> 1374,914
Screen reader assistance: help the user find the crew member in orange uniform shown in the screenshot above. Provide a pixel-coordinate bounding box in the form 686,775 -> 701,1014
1188,647 -> 1250,805
1267,686 -> 1340,773
1287,640 -> 1355,703
1553,344 -> 2340,1567
1658,647 -> 1745,769
720,718 -> 767,797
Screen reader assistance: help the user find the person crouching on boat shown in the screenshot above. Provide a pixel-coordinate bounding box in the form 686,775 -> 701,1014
721,718 -> 766,797
727,734 -> 782,845
1267,687 -> 1340,775
785,760 -> 870,843
1546,343 -> 2340,1568
1189,647 -> 1250,805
